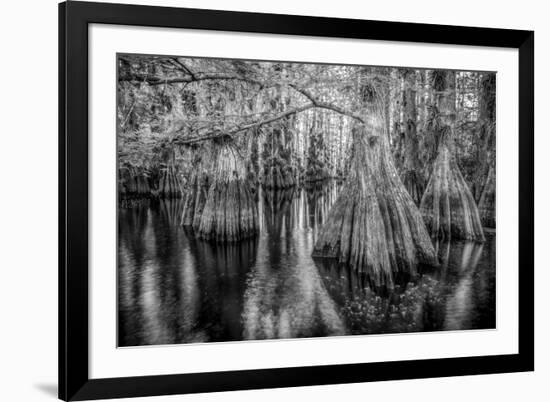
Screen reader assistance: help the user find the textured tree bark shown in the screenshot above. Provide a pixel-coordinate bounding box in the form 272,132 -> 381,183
313,81 -> 438,286
181,156 -> 210,227
420,142 -> 485,241
193,142 -> 259,242
419,70 -> 485,241
399,69 -> 425,205
158,163 -> 183,198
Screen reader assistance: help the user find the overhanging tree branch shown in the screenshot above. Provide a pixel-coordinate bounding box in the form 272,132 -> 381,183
119,72 -> 264,87
288,84 -> 365,124
173,98 -> 364,145
173,104 -> 314,145
119,56 -> 365,145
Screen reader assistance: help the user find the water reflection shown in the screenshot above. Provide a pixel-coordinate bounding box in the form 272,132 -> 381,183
243,188 -> 345,340
316,236 -> 495,334
118,181 -> 495,346
118,199 -> 256,346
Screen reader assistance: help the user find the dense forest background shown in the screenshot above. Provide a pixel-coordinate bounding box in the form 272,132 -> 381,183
117,54 -> 496,284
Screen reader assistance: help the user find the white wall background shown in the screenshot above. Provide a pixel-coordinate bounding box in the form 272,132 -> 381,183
0,0 -> 545,401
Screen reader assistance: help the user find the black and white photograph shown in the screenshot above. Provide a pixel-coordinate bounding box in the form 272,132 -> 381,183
117,54 -> 496,347
0,0 -> 543,400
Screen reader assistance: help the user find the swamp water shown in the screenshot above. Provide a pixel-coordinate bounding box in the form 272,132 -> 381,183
118,181 -> 495,346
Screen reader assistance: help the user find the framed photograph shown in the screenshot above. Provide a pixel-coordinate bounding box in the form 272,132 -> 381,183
59,1 -> 534,400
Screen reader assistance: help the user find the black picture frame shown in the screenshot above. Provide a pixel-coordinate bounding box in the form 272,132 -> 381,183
59,1 -> 534,400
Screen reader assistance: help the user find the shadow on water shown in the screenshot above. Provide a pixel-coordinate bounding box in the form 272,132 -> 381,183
118,181 -> 495,346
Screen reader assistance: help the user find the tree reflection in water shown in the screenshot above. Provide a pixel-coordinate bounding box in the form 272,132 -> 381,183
118,181 -> 495,346
316,234 -> 495,334
118,199 -> 257,346
242,187 -> 345,340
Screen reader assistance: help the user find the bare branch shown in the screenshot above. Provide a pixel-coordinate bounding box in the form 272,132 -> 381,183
170,83 -> 367,146
170,58 -> 195,78
173,93 -> 364,146
288,84 -> 365,124
173,104 -> 314,145
118,58 -> 365,145
119,72 -> 264,87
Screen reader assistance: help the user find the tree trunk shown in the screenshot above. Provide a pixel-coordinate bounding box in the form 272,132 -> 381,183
419,70 -> 485,241
158,149 -> 183,199
195,142 -> 259,241
313,79 -> 438,286
181,154 -> 210,227
399,69 -> 424,205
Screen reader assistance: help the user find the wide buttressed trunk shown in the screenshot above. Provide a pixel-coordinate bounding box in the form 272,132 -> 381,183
195,142 -> 259,242
419,141 -> 485,241
313,104 -> 438,286
420,69 -> 485,242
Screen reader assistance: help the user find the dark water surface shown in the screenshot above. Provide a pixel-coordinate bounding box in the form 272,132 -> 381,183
118,182 -> 496,347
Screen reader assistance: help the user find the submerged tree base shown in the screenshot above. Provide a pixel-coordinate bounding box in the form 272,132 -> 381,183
313,124 -> 438,286
420,144 -> 485,241
183,143 -> 259,242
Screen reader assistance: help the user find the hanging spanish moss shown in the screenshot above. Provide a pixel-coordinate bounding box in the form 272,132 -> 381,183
419,140 -> 486,241
117,55 -> 498,346
477,166 -> 495,228
313,87 -> 438,286
196,142 -> 259,242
